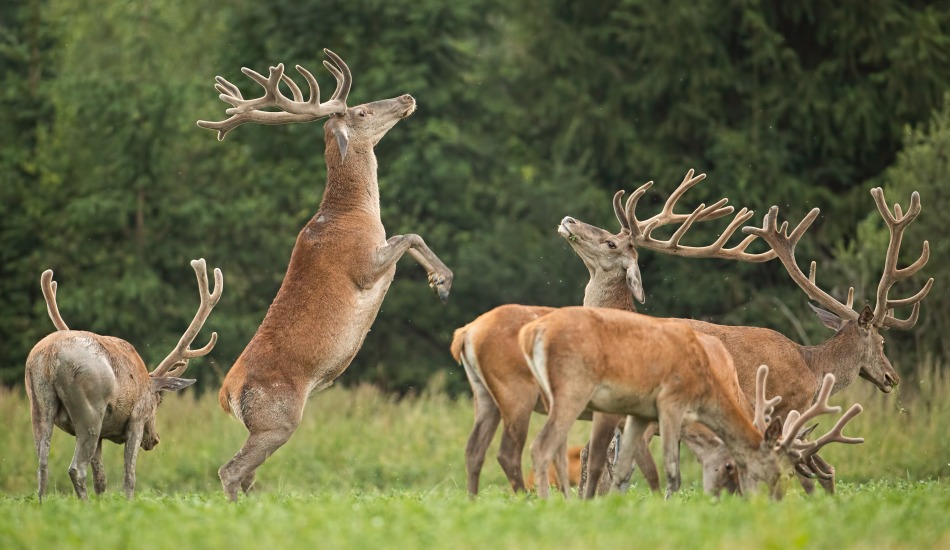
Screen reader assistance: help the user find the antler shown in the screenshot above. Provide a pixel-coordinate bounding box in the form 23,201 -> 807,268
39,270 -> 69,331
869,188 -> 934,329
619,169 -> 777,262
151,259 -> 224,378
742,205 -> 856,321
752,365 -> 782,432
196,49 -> 352,141
778,373 -> 864,456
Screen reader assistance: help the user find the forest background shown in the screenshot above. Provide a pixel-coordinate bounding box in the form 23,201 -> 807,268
2,0 -> 949,394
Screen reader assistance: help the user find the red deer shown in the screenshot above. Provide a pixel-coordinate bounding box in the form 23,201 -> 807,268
198,50 -> 453,500
451,170 -> 774,496
25,259 -> 222,500
646,188 -> 931,493
519,306 -> 863,499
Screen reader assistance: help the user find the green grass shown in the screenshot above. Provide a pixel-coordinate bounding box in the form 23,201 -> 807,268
1,366 -> 948,549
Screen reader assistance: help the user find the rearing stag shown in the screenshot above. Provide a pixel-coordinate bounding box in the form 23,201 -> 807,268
198,50 -> 453,500
25,259 -> 222,501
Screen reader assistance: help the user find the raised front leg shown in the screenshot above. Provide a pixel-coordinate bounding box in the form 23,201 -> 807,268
373,234 -> 454,302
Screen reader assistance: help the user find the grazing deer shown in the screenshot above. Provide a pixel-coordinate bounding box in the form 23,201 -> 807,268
520,306 -> 864,499
649,188 -> 931,493
451,170 -> 773,497
198,50 -> 454,500
25,259 -> 222,501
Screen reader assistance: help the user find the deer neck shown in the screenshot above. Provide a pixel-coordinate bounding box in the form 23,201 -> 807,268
801,326 -> 861,394
582,270 -> 635,311
319,144 -> 381,217
699,396 -> 763,466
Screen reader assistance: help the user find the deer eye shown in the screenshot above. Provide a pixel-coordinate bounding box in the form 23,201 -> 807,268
725,462 -> 734,472
606,241 -> 617,249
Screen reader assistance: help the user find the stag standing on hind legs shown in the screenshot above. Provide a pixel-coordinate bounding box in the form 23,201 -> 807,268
198,49 -> 453,501
25,259 -> 223,501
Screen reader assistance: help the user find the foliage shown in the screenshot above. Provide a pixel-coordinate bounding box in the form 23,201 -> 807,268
2,0 -> 950,390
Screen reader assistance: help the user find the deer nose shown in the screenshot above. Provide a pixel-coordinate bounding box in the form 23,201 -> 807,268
401,94 -> 414,103
885,372 -> 900,387
562,216 -> 577,225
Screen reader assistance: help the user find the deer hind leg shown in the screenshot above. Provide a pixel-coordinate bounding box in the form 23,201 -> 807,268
372,234 -> 453,303
496,396 -> 535,494
462,355 -> 501,497
464,390 -> 501,497
530,395 -> 589,500
582,412 -> 623,499
610,416 -> 659,494
29,386 -> 57,503
91,439 -> 107,496
219,389 -> 303,502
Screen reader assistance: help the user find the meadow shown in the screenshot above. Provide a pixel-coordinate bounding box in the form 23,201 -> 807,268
1,365 -> 948,549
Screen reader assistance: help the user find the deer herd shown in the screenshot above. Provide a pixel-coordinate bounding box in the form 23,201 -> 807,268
23,50 -> 933,503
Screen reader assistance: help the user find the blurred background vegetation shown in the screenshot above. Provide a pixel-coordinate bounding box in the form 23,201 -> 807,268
1,0 -> 948,394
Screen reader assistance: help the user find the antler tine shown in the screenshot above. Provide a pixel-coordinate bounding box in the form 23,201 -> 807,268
40,269 -> 69,331
793,403 -> 865,458
753,365 -> 783,432
323,49 -> 352,104
613,190 -> 631,231
780,373 -> 840,451
151,259 -> 224,378
743,206 -> 857,321
870,188 -> 932,329
623,181 -> 654,238
197,51 -> 351,141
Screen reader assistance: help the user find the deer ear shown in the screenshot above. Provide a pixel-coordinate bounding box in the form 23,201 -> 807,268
626,261 -> 645,304
763,415 -> 784,446
858,305 -> 874,328
151,377 -> 197,392
808,303 -> 845,331
331,123 -> 349,161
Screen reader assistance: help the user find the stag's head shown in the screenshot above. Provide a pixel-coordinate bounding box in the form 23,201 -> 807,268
196,50 -> 415,165
558,213 -> 645,304
743,188 -> 933,395
735,367 -> 864,499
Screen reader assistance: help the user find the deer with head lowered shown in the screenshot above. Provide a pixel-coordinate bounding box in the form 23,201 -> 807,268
520,306 -> 865,499
451,170 -> 775,497
198,50 -> 453,500
25,259 -> 222,501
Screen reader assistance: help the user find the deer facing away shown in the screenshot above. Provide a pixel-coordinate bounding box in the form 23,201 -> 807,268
25,259 -> 223,500
520,306 -> 864,499
451,170 -> 772,497
198,50 -> 454,501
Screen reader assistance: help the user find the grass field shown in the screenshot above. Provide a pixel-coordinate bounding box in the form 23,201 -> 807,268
1,366 -> 948,549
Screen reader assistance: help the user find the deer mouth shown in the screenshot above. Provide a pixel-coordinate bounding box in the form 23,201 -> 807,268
558,217 -> 578,241
859,369 -> 894,393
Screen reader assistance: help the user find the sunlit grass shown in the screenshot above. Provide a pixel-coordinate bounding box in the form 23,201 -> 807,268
0,362 -> 947,549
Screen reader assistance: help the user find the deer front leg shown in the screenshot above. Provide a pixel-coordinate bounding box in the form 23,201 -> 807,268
91,439 -> 107,496
372,234 -> 454,303
124,424 -> 144,500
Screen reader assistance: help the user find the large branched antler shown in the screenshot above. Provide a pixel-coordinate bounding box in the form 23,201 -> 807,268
742,205 -> 856,321
777,373 -> 864,469
869,188 -> 934,330
617,169 -> 777,262
196,49 -> 352,141
151,259 -> 224,378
